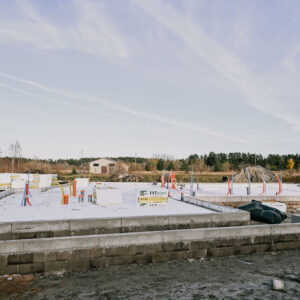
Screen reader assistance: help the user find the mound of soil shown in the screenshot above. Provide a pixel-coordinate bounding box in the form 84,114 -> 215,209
235,166 -> 278,183
107,173 -> 143,182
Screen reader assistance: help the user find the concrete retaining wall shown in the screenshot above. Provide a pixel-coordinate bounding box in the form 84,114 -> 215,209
0,190 -> 13,200
196,195 -> 300,210
0,211 -> 250,241
292,214 -> 300,223
177,196 -> 241,213
0,223 -> 299,274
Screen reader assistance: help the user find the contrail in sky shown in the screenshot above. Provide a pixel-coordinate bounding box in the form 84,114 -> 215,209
0,72 -> 249,145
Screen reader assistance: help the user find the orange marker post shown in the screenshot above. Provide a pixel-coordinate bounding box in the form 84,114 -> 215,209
73,180 -> 77,197
259,180 -> 265,196
63,195 -> 69,205
276,175 -> 282,195
226,178 -> 231,195
171,172 -> 176,189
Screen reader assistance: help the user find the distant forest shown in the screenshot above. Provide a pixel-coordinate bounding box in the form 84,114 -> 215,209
53,152 -> 300,172
0,152 -> 299,173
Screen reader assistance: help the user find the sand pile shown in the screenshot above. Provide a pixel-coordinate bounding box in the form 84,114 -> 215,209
234,166 -> 278,183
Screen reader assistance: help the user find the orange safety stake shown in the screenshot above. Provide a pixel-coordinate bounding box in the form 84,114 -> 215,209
25,182 -> 32,206
226,177 -> 231,195
171,172 -> 176,189
259,180 -> 265,196
63,195 -> 69,205
73,180 -> 77,197
275,175 -> 282,195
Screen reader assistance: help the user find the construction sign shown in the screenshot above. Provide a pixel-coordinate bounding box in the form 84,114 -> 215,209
138,189 -> 168,206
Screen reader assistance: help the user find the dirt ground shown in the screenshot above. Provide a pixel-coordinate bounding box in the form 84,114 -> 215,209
1,250 -> 300,300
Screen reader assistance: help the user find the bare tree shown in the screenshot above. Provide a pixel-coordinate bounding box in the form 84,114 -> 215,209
80,149 -> 84,176
9,143 -> 15,173
8,141 -> 22,173
15,141 -> 22,172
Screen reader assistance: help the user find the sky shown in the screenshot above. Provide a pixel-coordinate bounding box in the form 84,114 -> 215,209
0,0 -> 299,159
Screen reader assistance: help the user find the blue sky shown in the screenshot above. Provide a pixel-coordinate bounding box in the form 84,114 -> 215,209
0,0 -> 299,159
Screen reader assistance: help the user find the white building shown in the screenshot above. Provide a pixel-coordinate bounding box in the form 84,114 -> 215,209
89,158 -> 128,174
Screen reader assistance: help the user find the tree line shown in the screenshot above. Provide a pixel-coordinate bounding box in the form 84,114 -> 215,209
1,151 -> 299,173
143,153 -> 299,172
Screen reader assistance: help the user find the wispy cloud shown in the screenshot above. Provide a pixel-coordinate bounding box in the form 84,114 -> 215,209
0,1 -> 64,50
132,0 -> 300,132
282,44 -> 300,74
0,73 -> 249,145
0,0 -> 128,61
0,82 -> 134,123
73,0 -> 128,59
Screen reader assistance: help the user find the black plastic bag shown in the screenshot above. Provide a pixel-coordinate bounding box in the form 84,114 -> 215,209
238,200 -> 285,224
238,200 -> 262,213
251,210 -> 282,224
261,204 -> 287,221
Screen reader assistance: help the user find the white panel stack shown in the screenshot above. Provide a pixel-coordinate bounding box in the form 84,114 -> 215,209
51,174 -> 58,186
75,178 -> 89,189
0,173 -> 12,190
30,174 -> 40,189
95,188 -> 122,205
38,175 -> 53,188
11,177 -> 26,189
8,173 -> 55,190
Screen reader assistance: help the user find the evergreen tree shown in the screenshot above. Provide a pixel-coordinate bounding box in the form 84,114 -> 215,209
156,159 -> 164,171
167,161 -> 174,170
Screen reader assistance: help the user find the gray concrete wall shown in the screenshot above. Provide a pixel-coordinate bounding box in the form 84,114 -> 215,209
0,223 -> 299,274
195,195 -> 300,210
176,196 -> 242,213
0,211 -> 250,241
292,214 -> 300,223
0,190 -> 13,200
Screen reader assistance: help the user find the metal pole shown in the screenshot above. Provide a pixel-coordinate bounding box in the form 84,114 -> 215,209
260,167 -> 266,195
246,167 -> 251,195
280,169 -> 283,192
231,171 -> 234,195
190,169 -> 194,196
